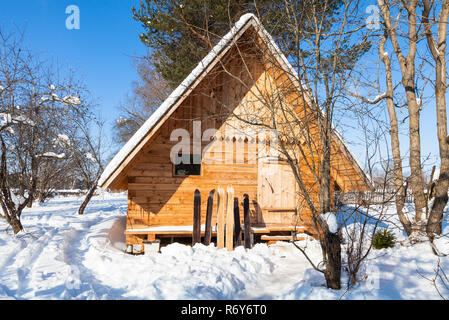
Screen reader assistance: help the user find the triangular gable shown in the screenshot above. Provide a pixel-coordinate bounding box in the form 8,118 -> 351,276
99,13 -> 372,191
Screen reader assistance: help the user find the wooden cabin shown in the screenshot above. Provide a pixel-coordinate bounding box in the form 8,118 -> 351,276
99,14 -> 371,248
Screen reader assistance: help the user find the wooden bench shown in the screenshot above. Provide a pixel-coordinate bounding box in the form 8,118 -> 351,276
261,235 -> 306,241
251,225 -> 305,234
260,234 -> 307,245
125,225 -> 218,240
126,224 -> 307,242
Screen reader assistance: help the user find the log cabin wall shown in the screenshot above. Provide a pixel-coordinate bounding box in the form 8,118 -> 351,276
126,33 -> 265,244
123,27 -> 369,245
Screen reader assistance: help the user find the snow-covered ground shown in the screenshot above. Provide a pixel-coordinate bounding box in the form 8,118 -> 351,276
0,193 -> 448,300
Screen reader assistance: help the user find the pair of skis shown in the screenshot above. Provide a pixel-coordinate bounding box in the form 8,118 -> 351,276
192,189 -> 215,245
192,187 -> 252,250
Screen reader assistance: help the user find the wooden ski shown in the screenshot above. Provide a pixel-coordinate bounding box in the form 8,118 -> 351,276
226,186 -> 235,251
233,197 -> 242,247
203,189 -> 215,246
217,187 -> 226,248
243,194 -> 252,249
192,189 -> 201,245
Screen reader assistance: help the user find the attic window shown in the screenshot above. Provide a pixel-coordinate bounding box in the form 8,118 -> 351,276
174,154 -> 201,176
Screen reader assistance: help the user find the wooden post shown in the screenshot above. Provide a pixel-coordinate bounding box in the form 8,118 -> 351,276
217,187 -> 226,248
226,186 -> 235,251
204,189 -> 215,246
147,233 -> 156,242
234,197 -> 242,247
243,194 -> 252,249
192,189 -> 201,245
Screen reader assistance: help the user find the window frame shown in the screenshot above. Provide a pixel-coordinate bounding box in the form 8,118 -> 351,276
172,154 -> 202,177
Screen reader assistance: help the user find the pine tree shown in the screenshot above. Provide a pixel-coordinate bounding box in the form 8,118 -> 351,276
132,0 -> 292,87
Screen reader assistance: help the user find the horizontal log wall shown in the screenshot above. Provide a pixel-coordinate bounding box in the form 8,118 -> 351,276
126,48 -> 262,241
123,27 -> 368,245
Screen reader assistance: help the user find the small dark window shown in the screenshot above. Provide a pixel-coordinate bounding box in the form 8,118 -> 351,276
174,154 -> 201,176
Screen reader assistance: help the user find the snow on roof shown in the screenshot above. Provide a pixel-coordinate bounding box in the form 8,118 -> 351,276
99,13 -> 370,189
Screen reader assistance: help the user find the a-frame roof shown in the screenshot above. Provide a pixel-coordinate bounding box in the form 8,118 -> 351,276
99,13 -> 372,190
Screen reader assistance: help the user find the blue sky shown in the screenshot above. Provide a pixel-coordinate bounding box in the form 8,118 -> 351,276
0,0 -> 442,174
0,0 -> 145,148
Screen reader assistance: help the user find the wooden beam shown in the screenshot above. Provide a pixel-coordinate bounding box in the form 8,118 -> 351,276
147,233 -> 156,241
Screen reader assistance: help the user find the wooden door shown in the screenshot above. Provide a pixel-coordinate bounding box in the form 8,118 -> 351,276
257,160 -> 297,225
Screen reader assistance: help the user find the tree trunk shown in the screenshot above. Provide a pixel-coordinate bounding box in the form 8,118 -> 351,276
38,191 -> 47,203
380,31 -> 410,235
427,101 -> 448,236
323,231 -> 342,290
424,0 -> 449,238
428,181 -> 447,236
386,102 -> 406,220
405,84 -> 427,225
18,184 -> 25,197
378,0 -> 426,238
319,116 -> 332,215
78,184 -> 97,215
320,113 -> 341,290
10,215 -> 23,235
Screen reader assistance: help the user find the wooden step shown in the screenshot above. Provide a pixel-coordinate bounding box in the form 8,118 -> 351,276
261,235 -> 306,241
250,225 -> 306,234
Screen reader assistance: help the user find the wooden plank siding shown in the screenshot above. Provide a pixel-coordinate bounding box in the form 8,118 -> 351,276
120,27 -> 369,245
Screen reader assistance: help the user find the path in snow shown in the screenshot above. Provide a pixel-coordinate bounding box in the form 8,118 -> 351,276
0,193 -> 129,299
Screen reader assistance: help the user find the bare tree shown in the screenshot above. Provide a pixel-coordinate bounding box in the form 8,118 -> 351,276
0,28 -> 90,233
66,111 -> 106,215
376,0 -> 428,241
114,59 -> 171,145
175,0 -> 371,289
350,27 -> 411,235
350,1 -> 449,245
418,258 -> 449,299
336,104 -> 396,290
257,0 -> 371,290
422,0 -> 449,239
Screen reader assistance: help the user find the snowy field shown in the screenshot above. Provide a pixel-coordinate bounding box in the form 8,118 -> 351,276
0,192 -> 448,300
